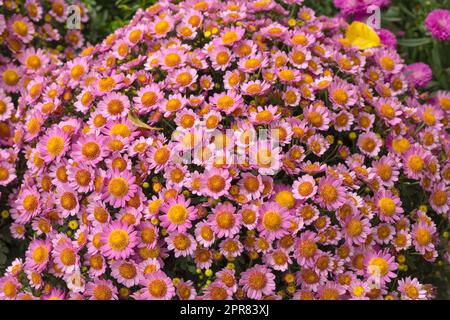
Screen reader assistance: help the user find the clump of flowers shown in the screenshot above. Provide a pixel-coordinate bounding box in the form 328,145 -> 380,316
1,0 -> 449,300
0,1 -> 89,207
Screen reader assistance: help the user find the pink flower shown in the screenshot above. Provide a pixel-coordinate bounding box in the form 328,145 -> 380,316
425,9 -> 450,41
239,265 -> 276,299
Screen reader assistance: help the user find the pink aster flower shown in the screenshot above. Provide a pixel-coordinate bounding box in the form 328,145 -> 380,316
429,182 -> 450,214
412,221 -> 436,255
398,277 -> 428,300
364,249 -> 398,286
160,195 -> 196,232
98,92 -> 130,120
404,63 -> 433,88
294,230 -> 320,267
133,84 -> 163,114
201,168 -> 232,199
137,271 -> 175,300
239,264 -> 276,299
357,131 -> 382,158
25,239 -> 51,272
8,14 -> 35,43
110,260 -> 142,287
316,175 -> 346,211
85,279 -> 118,300
53,239 -> 80,274
208,202 -> 241,238
38,126 -> 70,163
100,220 -> 138,260
425,9 -> 450,41
0,276 -> 21,300
102,169 -> 137,208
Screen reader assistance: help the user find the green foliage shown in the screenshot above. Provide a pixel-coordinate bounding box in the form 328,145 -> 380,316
82,0 -> 157,44
383,0 -> 450,90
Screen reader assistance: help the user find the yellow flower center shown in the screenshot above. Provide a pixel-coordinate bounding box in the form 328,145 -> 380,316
108,177 -> 129,198
3,69 -> 20,86
33,246 -> 48,264
13,20 -> 29,37
167,204 -> 188,225
216,211 -> 235,229
262,210 -> 282,231
248,271 -> 267,290
378,197 -> 396,216
108,229 -> 130,251
61,192 -> 77,211
148,279 -> 167,298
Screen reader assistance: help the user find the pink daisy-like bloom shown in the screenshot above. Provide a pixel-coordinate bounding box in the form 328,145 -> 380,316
398,277 -> 428,300
38,126 -> 70,163
102,169 -> 137,208
55,184 -> 79,217
67,162 -> 95,193
357,132 -> 382,158
149,16 -> 174,38
292,174 -> 317,200
219,237 -> 244,259
210,46 -> 234,71
0,161 -> 16,186
13,186 -> 40,224
219,26 -> 245,46
133,84 -> 163,114
307,133 -> 330,157
202,281 -> 232,300
176,280 -> 197,300
85,279 -> 118,300
110,260 -> 142,287
0,91 -> 14,121
170,67 -> 198,91
424,9 -> 450,41
0,276 -> 21,300
0,64 -> 23,93
264,248 -> 292,272
194,221 -> 216,248
240,80 -> 271,96
333,110 -> 354,132
372,155 -> 399,187
375,49 -> 403,74
304,104 -> 331,131
328,79 -> 356,108
412,221 -> 436,255
373,98 -> 403,126
348,279 -> 370,300
209,90 -> 243,115
404,63 -> 433,88
374,188 -> 404,223
52,240 -> 79,274
343,214 -> 371,246
238,173 -> 264,200
100,220 -> 138,260
137,271 -> 175,300
240,264 -> 276,300
160,195 -> 196,232
294,231 -> 320,267
402,145 -> 429,180
317,282 -> 345,300
201,168 -> 232,199
98,92 -> 130,120
364,249 -> 398,286
257,201 -> 290,241
316,175 -> 346,211
249,105 -> 281,125
25,239 -> 51,272
146,142 -> 173,173
8,14 -> 35,43
208,202 -> 241,238
429,182 -> 449,214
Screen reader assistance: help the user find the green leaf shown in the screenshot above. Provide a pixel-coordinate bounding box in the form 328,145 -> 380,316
397,38 -> 432,47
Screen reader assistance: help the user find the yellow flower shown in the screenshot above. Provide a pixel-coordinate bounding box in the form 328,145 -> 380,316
68,220 -> 78,230
345,21 -> 380,50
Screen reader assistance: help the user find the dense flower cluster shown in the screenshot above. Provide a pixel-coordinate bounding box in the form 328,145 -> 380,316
0,0 -> 89,200
1,0 -> 449,300
333,0 -> 390,18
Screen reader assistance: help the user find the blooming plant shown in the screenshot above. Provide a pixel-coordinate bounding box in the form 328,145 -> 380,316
0,0 -> 449,300
0,0 -> 90,270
